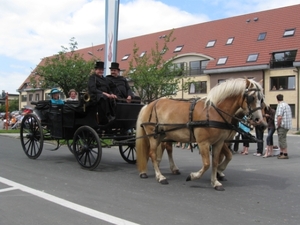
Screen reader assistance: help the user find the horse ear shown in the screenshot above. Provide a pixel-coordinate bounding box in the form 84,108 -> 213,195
245,78 -> 250,88
258,79 -> 263,86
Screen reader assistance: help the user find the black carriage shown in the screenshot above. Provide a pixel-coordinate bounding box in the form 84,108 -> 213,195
20,98 -> 144,170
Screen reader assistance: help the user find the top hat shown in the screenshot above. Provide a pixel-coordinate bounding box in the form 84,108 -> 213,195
94,61 -> 105,69
109,62 -> 120,70
49,88 -> 61,95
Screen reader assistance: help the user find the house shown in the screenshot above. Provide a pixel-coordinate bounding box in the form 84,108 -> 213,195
18,4 -> 300,130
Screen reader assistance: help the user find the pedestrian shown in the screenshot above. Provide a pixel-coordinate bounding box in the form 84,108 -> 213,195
239,115 -> 251,155
253,101 -> 267,157
275,94 -> 292,159
263,105 -> 276,158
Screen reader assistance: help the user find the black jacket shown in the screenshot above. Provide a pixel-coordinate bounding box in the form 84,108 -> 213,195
106,75 -> 134,99
88,74 -> 112,102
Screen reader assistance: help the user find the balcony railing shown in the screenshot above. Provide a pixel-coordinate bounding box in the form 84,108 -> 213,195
270,59 -> 294,68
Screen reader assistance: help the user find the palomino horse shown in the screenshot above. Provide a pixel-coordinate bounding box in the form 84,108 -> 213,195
155,108 -> 249,182
136,78 -> 266,191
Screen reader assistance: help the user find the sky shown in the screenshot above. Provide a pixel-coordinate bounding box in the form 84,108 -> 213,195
1,0 -> 299,94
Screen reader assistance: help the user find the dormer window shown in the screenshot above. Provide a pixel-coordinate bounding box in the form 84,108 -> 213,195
217,57 -> 227,65
226,37 -> 234,45
257,32 -> 266,41
247,54 -> 259,62
139,51 -> 146,58
174,45 -> 183,53
283,29 -> 295,37
122,54 -> 130,61
206,40 -> 216,47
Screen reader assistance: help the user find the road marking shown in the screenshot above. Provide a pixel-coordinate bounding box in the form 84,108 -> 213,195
0,177 -> 139,225
0,186 -> 18,193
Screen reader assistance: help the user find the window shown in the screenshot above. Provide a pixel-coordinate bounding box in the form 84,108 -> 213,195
283,29 -> 295,37
270,104 -> 295,118
29,94 -> 33,101
189,60 -> 209,75
189,81 -> 207,94
247,54 -> 259,62
121,54 -> 130,61
217,57 -> 227,65
270,50 -> 297,68
173,62 -> 185,76
35,94 -> 39,101
21,95 -> 27,102
174,45 -> 183,53
206,40 -> 216,47
270,76 -> 295,91
257,32 -> 266,40
139,51 -> 146,57
226,37 -> 234,45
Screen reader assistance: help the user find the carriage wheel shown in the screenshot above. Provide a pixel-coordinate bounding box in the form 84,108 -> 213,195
73,126 -> 102,170
66,139 -> 74,154
20,114 -> 44,159
119,144 -> 136,164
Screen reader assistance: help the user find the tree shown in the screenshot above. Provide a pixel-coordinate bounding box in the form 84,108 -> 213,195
126,30 -> 191,103
32,37 -> 95,97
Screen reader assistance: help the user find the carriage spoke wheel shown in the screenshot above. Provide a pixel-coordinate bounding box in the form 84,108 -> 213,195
20,114 -> 44,159
73,126 -> 102,170
119,143 -> 136,164
66,139 -> 74,154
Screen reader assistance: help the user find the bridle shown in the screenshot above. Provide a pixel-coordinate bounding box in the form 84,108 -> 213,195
243,83 -> 264,115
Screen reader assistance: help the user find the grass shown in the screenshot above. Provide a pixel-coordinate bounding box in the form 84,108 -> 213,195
0,129 -> 20,133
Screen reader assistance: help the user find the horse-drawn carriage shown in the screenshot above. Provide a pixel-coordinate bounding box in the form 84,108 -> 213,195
20,97 -> 144,170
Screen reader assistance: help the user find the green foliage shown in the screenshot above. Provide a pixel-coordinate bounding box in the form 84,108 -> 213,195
127,30 -> 191,103
32,37 -> 95,97
0,98 -> 19,111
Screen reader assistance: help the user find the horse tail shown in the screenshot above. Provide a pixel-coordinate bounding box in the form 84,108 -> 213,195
136,105 -> 150,175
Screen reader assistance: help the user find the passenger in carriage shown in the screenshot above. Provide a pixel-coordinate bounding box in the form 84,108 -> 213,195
66,89 -> 78,101
88,61 -> 117,124
49,88 -> 64,105
106,62 -> 141,104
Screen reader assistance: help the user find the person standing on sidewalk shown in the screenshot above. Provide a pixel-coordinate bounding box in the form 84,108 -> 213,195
275,94 -> 292,159
263,105 -> 276,158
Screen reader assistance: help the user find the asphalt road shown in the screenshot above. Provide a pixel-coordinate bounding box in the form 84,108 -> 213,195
0,133 -> 299,225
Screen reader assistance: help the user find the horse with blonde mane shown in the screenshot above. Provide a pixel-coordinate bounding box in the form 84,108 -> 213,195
135,78 -> 266,191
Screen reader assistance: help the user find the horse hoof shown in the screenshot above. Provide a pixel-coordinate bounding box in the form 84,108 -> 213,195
186,175 -> 191,181
214,186 -> 225,191
139,173 -> 148,179
159,179 -> 169,185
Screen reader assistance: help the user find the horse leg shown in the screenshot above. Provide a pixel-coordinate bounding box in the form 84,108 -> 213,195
217,143 -> 233,181
186,142 -> 210,182
211,143 -> 225,191
149,142 -> 169,184
165,142 -> 180,175
156,142 -> 165,167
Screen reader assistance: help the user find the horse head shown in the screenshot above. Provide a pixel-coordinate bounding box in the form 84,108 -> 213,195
242,79 -> 267,127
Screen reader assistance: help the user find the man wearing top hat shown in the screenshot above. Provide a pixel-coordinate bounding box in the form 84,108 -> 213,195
88,61 -> 117,124
106,62 -> 140,103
